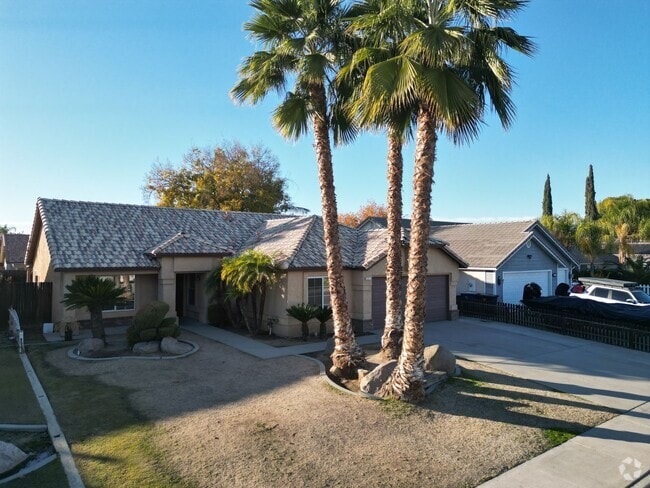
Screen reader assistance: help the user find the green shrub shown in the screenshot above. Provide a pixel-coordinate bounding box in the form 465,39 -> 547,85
127,301 -> 181,346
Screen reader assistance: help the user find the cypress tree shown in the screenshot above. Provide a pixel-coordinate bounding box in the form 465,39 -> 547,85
585,164 -> 599,221
542,174 -> 553,216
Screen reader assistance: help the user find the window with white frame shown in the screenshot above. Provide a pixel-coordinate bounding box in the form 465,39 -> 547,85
307,277 -> 330,308
100,274 -> 135,311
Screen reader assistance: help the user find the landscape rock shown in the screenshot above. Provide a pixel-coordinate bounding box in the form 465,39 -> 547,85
359,360 -> 397,395
423,344 -> 456,375
160,337 -> 193,355
77,338 -> 105,356
132,341 -> 160,354
0,441 -> 28,475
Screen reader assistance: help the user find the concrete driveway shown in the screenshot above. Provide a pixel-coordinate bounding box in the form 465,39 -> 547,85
425,318 -> 650,488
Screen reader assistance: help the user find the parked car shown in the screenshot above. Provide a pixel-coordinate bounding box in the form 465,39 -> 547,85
571,277 -> 650,306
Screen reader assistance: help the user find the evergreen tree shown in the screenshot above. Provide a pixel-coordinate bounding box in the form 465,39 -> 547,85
585,164 -> 599,221
542,174 -> 553,216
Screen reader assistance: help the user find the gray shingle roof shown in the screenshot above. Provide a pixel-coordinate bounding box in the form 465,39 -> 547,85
429,221 -> 537,268
2,234 -> 29,265
27,198 -> 439,271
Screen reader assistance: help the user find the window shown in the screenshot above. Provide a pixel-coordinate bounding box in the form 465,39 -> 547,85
100,274 -> 135,311
307,277 -> 330,308
592,287 -> 609,299
611,290 -> 631,303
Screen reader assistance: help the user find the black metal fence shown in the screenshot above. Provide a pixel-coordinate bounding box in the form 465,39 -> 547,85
458,299 -> 650,353
0,282 -> 52,332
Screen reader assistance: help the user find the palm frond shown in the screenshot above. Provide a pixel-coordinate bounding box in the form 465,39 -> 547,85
272,92 -> 311,140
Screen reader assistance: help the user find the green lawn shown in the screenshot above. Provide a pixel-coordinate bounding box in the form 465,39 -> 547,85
0,345 -> 44,424
24,345 -> 192,487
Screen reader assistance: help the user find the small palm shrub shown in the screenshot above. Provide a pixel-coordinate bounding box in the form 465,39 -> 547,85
126,300 -> 180,346
286,303 -> 318,341
313,305 -> 333,340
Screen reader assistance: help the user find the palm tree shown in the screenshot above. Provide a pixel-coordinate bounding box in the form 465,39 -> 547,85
599,196 -> 639,264
353,0 -> 533,402
343,0 -> 432,360
220,250 -> 284,335
0,225 -> 15,235
575,221 -> 611,273
286,303 -> 319,341
62,275 -> 126,342
314,305 -> 333,339
232,0 -> 364,376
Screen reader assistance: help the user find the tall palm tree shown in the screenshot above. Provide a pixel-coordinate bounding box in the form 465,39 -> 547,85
343,0 -> 424,359
62,275 -> 126,342
354,0 -> 533,402
232,0 -> 364,377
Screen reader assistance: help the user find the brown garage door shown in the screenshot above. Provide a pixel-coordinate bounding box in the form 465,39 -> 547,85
372,275 -> 449,329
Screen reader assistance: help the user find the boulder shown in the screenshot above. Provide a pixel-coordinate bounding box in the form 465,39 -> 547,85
0,441 -> 28,475
160,337 -> 193,355
359,360 -> 397,395
77,338 -> 105,356
423,344 -> 456,375
132,341 -> 160,354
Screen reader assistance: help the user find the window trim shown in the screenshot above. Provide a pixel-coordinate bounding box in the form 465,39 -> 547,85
307,276 -> 330,308
99,274 -> 136,312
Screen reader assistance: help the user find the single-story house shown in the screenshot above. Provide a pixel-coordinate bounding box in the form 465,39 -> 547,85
360,218 -> 578,304
25,198 -> 466,336
0,233 -> 29,282
1,233 -> 29,271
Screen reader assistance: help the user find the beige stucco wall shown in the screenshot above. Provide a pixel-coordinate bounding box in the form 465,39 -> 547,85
29,227 -> 54,284
54,271 -> 159,324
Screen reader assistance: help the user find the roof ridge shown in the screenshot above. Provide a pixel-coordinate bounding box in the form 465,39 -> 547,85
285,215 -> 318,266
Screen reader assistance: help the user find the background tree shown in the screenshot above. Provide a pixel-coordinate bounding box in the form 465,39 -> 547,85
584,164 -> 599,221
541,211 -> 581,249
144,141 -> 292,213
219,250 -> 284,336
338,200 -> 388,227
575,221 -> 611,272
62,275 -> 126,342
542,174 -> 553,217
0,225 -> 15,234
232,0 -> 365,377
599,195 -> 643,264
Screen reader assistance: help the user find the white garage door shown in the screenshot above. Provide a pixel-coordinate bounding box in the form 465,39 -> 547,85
502,271 -> 551,304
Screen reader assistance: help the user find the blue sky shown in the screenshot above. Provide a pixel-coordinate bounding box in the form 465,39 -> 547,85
1,0 -> 648,234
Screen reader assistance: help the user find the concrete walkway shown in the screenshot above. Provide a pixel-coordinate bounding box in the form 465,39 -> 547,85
184,318 -> 650,488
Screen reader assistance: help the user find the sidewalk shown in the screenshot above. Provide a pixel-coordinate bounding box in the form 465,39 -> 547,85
185,318 -> 650,488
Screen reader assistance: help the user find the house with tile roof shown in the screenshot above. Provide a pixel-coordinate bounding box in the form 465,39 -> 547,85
361,218 -> 578,304
429,221 -> 578,303
0,233 -> 29,271
25,198 -> 466,336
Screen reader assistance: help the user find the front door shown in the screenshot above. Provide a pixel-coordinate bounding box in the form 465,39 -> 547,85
175,274 -> 185,318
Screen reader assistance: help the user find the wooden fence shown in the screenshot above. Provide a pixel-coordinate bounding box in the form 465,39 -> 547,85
458,299 -> 650,353
0,282 -> 52,332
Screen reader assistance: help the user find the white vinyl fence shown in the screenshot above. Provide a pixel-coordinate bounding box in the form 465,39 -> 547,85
641,284 -> 650,295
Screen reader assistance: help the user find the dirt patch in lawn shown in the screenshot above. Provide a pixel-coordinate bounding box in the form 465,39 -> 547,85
43,332 -> 616,488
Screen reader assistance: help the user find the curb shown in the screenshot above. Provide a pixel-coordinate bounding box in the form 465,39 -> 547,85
67,340 -> 199,361
18,352 -> 85,488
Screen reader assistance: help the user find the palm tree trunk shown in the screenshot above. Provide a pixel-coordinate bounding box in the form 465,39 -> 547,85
89,309 -> 105,343
379,106 -> 436,403
381,128 -> 405,359
308,82 -> 364,377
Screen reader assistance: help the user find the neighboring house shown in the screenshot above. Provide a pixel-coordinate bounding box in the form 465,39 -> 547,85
360,218 -> 578,304
0,233 -> 29,282
0,233 -> 29,270
25,198 -> 465,336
